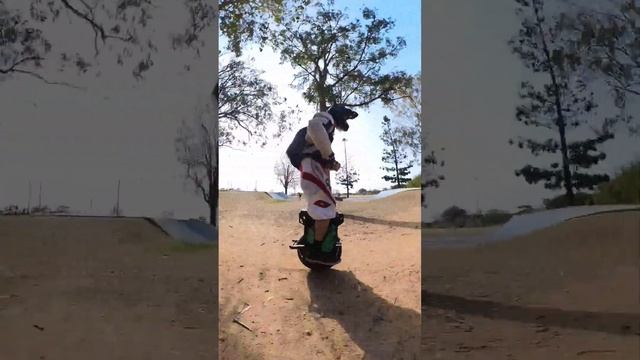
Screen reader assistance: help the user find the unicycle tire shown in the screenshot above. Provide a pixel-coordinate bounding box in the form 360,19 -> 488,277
296,246 -> 341,271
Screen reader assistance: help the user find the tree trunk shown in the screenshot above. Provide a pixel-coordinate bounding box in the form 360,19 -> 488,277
393,146 -> 400,188
535,4 -> 575,206
557,122 -> 574,205
319,90 -> 328,111
209,142 -> 218,227
209,170 -> 218,227
317,74 -> 328,111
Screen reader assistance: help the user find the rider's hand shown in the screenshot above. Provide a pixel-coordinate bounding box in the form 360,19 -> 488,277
323,153 -> 341,171
330,160 -> 341,171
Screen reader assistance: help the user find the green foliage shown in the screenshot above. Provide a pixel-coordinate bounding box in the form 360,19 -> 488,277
219,0 -> 310,56
389,72 -> 422,163
593,161 -> 640,204
407,175 -> 421,188
439,205 -> 468,227
423,149 -> 445,188
1,1 -> 213,84
267,0 -> 413,110
218,57 -> 298,147
508,0 -> 614,205
381,115 -> 413,187
560,0 -> 639,135
480,209 -> 513,226
543,192 -> 594,209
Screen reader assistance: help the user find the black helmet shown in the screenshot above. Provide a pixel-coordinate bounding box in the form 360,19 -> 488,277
328,104 -> 358,131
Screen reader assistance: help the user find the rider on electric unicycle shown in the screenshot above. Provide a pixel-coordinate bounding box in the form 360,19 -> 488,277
286,104 -> 358,266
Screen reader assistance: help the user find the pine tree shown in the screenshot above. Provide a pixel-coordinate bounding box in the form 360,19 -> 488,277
380,116 -> 413,188
508,0 -> 614,205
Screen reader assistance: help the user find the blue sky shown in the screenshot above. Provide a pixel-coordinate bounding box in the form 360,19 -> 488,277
219,0 -> 422,193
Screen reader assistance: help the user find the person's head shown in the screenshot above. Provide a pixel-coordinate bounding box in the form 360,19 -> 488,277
328,104 -> 358,131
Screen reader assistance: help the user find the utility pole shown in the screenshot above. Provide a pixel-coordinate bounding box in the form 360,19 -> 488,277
342,138 -> 349,198
27,181 -> 32,213
38,182 -> 42,208
115,180 -> 120,216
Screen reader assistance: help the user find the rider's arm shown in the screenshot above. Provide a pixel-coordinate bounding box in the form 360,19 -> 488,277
307,113 -> 333,159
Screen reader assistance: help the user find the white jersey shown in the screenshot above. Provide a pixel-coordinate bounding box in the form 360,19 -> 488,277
302,112 -> 335,159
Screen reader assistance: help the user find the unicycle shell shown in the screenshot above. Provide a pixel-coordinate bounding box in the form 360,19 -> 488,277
294,238 -> 342,271
293,211 -> 344,270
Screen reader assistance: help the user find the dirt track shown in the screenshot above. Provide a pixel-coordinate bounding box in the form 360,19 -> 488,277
423,211 -> 640,359
0,216 -> 217,360
218,191 -> 421,360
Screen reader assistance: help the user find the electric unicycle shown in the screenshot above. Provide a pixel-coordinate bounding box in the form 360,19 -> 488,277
289,210 -> 343,270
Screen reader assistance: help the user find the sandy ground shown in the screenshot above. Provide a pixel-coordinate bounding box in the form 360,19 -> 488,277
0,216 -> 217,360
423,211 -> 640,359
218,191 -> 421,360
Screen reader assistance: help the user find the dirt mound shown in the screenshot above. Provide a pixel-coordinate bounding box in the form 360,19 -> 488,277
341,189 -> 421,223
0,216 -> 217,360
423,211 -> 640,359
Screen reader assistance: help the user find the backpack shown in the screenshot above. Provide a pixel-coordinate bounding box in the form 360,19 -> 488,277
286,117 -> 335,169
286,127 -> 308,169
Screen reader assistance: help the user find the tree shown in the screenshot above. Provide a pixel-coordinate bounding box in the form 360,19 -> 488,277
336,163 -> 359,198
592,159 -> 640,204
184,57 -> 294,227
561,0 -> 639,134
508,0 -> 614,206
422,149 -> 445,189
268,0 -> 413,111
218,0 -> 310,56
389,72 -> 421,163
274,156 -> 299,195
218,56 -> 297,147
1,0 -> 214,86
175,97 -> 217,226
380,115 -> 413,188
439,205 -> 468,227
422,142 -> 446,207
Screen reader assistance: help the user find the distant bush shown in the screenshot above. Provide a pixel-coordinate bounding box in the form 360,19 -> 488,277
481,209 -> 513,226
543,192 -> 594,209
439,205 -> 468,227
354,188 -> 381,195
407,175 -> 421,188
592,161 -> 640,205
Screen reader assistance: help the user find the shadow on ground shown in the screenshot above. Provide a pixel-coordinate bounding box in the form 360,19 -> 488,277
424,291 -> 640,336
307,270 -> 420,360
